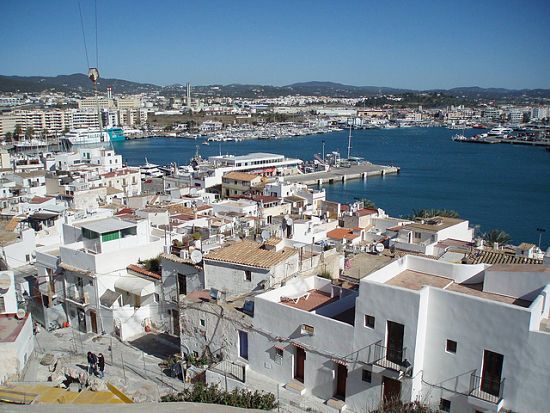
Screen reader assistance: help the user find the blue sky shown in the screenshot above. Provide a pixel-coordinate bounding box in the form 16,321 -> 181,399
1,0 -> 549,89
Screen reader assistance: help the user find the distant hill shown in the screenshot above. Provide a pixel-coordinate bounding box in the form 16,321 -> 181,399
0,73 -> 160,94
1,74 -> 549,99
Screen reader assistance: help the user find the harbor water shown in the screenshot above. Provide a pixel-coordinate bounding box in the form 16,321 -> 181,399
112,127 -> 550,249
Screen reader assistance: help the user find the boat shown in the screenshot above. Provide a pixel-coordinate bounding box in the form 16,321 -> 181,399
139,158 -> 164,179
105,127 -> 126,142
487,126 -> 513,137
14,139 -> 48,151
60,128 -> 110,145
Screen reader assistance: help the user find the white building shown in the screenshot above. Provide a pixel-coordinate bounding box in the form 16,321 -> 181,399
203,240 -> 299,300
389,217 -> 474,256
0,271 -> 35,384
240,257 -> 550,413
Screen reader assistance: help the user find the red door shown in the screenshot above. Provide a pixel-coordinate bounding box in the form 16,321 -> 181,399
294,347 -> 306,383
335,364 -> 347,400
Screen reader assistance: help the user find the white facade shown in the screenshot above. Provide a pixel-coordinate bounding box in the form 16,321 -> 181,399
230,257 -> 550,412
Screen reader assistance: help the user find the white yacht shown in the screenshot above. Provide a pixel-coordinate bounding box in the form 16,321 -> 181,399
139,158 -> 164,180
60,128 -> 110,145
487,126 -> 513,137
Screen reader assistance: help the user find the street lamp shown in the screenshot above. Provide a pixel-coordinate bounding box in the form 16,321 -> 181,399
536,228 -> 546,249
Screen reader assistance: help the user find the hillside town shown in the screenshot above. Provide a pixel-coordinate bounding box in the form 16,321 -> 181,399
0,116 -> 549,412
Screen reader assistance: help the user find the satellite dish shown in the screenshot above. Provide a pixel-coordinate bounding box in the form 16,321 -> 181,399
375,243 -> 385,253
16,309 -> 26,319
286,218 -> 293,227
0,273 -> 11,294
261,230 -> 271,242
191,250 -> 203,264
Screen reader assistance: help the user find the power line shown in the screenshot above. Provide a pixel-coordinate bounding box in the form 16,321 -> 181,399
77,1 -> 90,69
94,0 -> 99,69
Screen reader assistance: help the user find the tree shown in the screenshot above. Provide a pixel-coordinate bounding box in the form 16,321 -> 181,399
358,198 -> 377,209
482,229 -> 512,247
25,127 -> 34,139
4,132 -> 13,142
409,208 -> 460,219
13,124 -> 22,141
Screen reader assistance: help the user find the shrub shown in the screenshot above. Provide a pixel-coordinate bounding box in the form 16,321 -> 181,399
161,382 -> 277,410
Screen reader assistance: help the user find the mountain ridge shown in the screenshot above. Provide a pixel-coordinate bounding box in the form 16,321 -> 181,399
1,73 -> 549,99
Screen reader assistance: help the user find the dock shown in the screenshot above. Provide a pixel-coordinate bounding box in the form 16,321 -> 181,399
284,163 -> 400,186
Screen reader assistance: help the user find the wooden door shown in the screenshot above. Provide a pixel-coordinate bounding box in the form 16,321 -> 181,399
383,376 -> 401,404
335,363 -> 347,400
481,350 -> 503,396
171,309 -> 179,335
177,273 -> 187,295
90,311 -> 98,334
239,330 -> 249,360
294,347 -> 306,383
386,321 -> 404,364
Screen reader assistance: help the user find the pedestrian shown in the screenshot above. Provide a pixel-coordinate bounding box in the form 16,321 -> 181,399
91,352 -> 98,376
97,353 -> 105,379
87,351 -> 94,375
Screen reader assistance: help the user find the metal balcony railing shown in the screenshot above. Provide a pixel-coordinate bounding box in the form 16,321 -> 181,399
370,341 -> 409,372
210,360 -> 246,382
469,372 -> 505,404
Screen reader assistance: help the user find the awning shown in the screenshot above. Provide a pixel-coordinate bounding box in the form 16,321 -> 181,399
115,275 -> 155,296
292,341 -> 309,351
100,289 -> 121,307
332,357 -> 348,366
274,343 -> 287,351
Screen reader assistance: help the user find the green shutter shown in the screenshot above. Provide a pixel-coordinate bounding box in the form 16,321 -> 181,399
101,231 -> 121,242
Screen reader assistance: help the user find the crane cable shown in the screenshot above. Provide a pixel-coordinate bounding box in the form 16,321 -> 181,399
77,1 -> 90,69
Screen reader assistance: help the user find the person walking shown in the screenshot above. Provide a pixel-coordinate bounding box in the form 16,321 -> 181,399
97,353 -> 105,379
90,352 -> 98,376
87,352 -> 94,375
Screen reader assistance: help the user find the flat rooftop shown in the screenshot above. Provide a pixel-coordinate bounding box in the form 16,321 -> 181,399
386,269 -> 532,307
79,217 -> 136,234
280,289 -> 335,312
400,216 -> 465,232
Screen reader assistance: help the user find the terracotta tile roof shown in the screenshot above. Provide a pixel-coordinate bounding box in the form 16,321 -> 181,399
29,196 -> 53,204
204,240 -> 297,269
280,289 -> 335,311
357,208 -> 378,217
223,171 -> 260,182
115,207 -> 135,216
127,264 -> 161,280
327,228 -> 360,241
517,242 -> 536,251
466,250 -> 542,265
185,289 -> 212,303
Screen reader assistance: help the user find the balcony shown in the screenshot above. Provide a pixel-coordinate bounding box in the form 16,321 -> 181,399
368,342 -> 411,379
468,372 -> 505,411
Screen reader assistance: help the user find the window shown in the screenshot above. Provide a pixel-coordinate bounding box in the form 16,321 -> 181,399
25,254 -> 30,262
446,339 -> 457,354
154,293 -> 160,303
301,324 -> 315,335
200,319 -> 206,327
364,314 -> 375,329
439,398 -> 451,412
362,369 -> 372,383
244,270 -> 252,281
101,231 -> 121,242
0,296 -> 5,312
193,351 -> 199,358
82,228 -> 99,240
414,232 -> 421,239
238,330 -> 249,360
275,347 -> 284,359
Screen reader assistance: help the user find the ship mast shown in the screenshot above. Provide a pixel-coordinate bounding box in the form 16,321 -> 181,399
347,120 -> 352,160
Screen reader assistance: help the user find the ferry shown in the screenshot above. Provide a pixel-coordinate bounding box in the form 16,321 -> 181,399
14,139 -> 48,151
60,128 -> 110,146
105,127 -> 126,142
487,126 -> 513,137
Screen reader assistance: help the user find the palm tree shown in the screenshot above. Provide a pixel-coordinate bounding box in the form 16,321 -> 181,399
409,208 -> 460,219
482,229 -> 512,247
358,198 -> 377,209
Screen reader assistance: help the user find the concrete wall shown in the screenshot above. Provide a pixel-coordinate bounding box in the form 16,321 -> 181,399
2,228 -> 36,269
0,314 -> 34,384
484,267 -> 550,301
0,271 -> 18,313
161,258 -> 204,301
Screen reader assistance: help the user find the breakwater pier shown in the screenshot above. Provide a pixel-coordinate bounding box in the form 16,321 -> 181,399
284,163 -> 400,186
